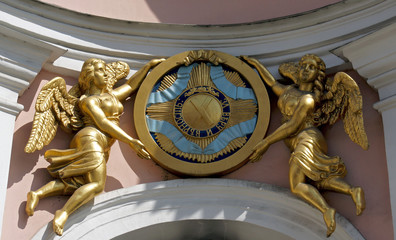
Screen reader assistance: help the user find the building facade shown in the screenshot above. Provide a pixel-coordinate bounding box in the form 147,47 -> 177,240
1,0 -> 396,239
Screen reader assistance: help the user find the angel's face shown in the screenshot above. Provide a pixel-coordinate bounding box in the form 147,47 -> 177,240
299,58 -> 318,83
93,62 -> 106,89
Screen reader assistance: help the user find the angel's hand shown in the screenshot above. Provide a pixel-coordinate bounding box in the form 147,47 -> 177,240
240,55 -> 259,66
249,140 -> 269,163
148,58 -> 166,68
129,139 -> 151,160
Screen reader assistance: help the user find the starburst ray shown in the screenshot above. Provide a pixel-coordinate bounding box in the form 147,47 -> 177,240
188,63 -> 215,88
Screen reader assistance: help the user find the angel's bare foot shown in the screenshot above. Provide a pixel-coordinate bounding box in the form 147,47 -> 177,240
53,210 -> 68,236
26,191 -> 39,216
351,187 -> 365,215
324,208 -> 336,237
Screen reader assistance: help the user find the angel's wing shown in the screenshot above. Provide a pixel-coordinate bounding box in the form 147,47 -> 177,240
24,77 -> 83,153
313,72 -> 369,150
105,61 -> 130,91
279,62 -> 299,84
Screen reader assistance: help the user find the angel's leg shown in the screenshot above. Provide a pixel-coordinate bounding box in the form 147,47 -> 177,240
289,162 -> 336,237
319,177 -> 365,215
26,180 -> 66,216
53,162 -> 106,236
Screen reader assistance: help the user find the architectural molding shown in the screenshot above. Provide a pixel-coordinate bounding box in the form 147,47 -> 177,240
0,0 -> 395,80
0,110 -> 19,238
0,11 -> 65,237
340,23 -> 396,81
0,25 -> 66,96
0,96 -> 23,116
367,69 -> 396,100
338,22 -> 396,239
374,95 -> 396,113
32,179 -> 364,240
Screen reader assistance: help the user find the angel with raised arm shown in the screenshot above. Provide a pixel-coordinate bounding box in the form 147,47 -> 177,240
241,54 -> 368,237
24,57 -> 164,235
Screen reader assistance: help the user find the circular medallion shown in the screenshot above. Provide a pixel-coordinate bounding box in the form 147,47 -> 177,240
134,50 -> 270,176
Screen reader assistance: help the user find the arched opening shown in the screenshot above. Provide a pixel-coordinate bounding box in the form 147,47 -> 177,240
114,220 -> 293,240
32,179 -> 364,240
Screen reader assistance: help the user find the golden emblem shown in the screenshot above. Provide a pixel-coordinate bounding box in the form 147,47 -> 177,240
135,50 -> 270,176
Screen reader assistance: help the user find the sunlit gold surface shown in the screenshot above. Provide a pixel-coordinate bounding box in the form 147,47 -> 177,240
147,61 -> 257,162
177,49 -> 224,66
242,55 -> 367,237
25,57 -> 164,235
135,50 -> 270,175
182,93 -> 222,130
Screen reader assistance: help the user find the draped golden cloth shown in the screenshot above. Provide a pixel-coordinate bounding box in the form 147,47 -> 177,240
285,127 -> 346,183
46,126 -> 115,194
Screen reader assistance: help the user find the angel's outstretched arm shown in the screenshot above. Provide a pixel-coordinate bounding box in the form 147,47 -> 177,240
113,59 -> 165,101
80,96 -> 150,159
241,56 -> 287,97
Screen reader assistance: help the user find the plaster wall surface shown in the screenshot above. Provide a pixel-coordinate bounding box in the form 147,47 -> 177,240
38,0 -> 342,25
2,68 -> 392,239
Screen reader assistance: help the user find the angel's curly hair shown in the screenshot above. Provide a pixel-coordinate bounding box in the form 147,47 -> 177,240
299,54 -> 326,102
78,58 -> 106,94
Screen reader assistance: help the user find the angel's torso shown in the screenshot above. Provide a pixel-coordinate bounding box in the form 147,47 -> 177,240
70,92 -> 123,151
98,92 -> 124,119
81,92 -> 124,124
278,85 -> 315,128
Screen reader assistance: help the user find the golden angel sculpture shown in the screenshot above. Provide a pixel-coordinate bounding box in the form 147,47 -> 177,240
242,54 -> 368,237
24,57 -> 164,235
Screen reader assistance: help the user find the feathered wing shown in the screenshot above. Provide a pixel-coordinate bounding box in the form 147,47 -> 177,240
313,72 -> 369,150
24,77 -> 83,153
279,62 -> 299,84
105,61 -> 130,91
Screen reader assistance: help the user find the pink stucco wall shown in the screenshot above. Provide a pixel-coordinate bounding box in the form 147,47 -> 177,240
2,66 -> 392,239
38,0 -> 341,25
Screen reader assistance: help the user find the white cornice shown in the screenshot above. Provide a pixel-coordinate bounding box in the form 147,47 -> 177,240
337,20 -> 396,239
3,0 -> 388,38
32,179 -> 364,240
339,22 -> 396,99
374,95 -> 396,113
0,96 -> 23,116
340,23 -> 396,80
0,23 -> 66,96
